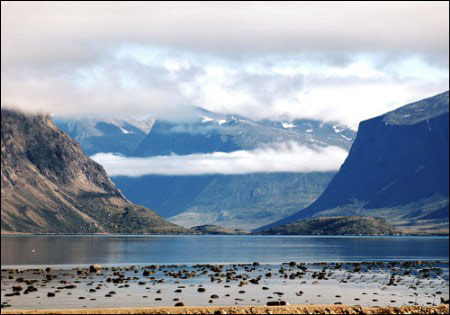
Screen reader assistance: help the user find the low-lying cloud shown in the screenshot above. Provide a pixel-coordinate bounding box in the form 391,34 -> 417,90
91,143 -> 348,176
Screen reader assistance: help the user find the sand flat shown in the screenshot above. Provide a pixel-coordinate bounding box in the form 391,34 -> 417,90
2,304 -> 449,314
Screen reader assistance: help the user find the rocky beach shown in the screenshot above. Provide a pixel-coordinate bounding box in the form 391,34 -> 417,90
2,261 -> 448,313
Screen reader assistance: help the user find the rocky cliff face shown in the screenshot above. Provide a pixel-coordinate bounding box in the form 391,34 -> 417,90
1,109 -> 189,234
258,91 -> 449,233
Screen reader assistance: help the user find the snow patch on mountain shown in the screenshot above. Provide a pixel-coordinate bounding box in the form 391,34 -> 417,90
340,134 -> 352,141
217,119 -> 227,125
119,126 -> 131,134
332,125 -> 345,133
201,116 -> 214,123
281,122 -> 296,129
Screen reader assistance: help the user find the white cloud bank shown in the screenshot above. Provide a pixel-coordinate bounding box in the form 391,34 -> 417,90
91,143 -> 348,176
2,2 -> 448,64
2,2 -> 449,127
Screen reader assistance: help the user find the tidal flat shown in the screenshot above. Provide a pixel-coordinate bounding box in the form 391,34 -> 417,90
1,261 -> 449,311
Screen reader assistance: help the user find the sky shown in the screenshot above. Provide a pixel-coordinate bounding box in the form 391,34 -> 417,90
1,2 -> 449,175
2,1 -> 448,128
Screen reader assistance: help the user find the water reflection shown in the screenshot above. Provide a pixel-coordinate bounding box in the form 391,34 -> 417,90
1,235 -> 448,267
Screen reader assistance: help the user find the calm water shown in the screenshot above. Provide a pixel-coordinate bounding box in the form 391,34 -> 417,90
2,235 -> 449,268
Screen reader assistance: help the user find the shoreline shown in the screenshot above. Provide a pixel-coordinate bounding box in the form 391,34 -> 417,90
2,258 -> 450,269
2,304 -> 449,314
2,261 -> 448,311
2,232 -> 449,236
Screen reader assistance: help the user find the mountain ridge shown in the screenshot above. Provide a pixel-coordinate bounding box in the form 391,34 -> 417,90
256,91 -> 449,233
1,108 -> 190,234
55,110 -> 355,230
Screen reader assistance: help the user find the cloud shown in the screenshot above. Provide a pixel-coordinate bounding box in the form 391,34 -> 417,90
184,60 -> 449,128
1,2 -> 449,127
90,143 -> 349,176
1,57 -> 199,121
2,50 -> 448,127
2,2 -> 448,65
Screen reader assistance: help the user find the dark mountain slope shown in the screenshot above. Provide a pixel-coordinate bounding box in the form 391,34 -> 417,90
258,91 -> 449,233
1,109 -> 190,234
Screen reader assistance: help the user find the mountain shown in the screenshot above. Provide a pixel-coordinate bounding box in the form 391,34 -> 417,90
258,216 -> 399,235
114,172 -> 336,229
132,109 -> 354,157
53,115 -> 154,156
53,109 -> 355,229
257,91 -> 449,234
93,110 -> 355,229
132,119 -> 240,156
1,109 -> 190,234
